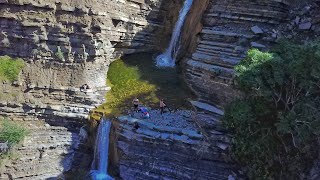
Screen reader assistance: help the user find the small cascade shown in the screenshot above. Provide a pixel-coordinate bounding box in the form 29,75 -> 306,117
90,118 -> 114,180
156,0 -> 194,67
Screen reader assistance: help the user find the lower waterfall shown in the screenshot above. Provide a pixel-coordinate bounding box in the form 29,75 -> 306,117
90,118 -> 113,180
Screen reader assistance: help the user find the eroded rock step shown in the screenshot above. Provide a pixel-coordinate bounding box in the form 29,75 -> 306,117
117,114 -> 234,180
0,122 -> 81,179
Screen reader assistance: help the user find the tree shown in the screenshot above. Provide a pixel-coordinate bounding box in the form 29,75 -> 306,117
224,40 -> 320,179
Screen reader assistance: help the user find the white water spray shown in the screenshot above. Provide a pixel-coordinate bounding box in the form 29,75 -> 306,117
156,0 -> 194,67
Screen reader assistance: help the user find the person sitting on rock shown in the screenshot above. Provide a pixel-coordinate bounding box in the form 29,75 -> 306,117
132,97 -> 139,112
139,107 -> 150,119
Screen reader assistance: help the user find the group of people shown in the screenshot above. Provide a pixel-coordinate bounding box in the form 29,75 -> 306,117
131,97 -> 171,119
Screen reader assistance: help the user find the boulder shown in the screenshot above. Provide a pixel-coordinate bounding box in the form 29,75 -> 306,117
299,22 -> 312,30
0,141 -> 9,153
294,16 -> 301,25
251,26 -> 263,34
250,42 -> 266,48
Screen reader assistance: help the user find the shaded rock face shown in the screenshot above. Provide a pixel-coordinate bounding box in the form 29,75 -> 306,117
183,0 -> 320,107
183,0 -> 291,106
178,0 -> 209,60
155,0 -> 184,51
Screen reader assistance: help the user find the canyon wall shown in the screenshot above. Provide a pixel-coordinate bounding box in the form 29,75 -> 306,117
182,0 -> 320,106
0,0 -> 167,178
1,0 -> 319,179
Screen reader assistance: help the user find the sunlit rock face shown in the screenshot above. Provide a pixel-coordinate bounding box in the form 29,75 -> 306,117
0,0 -> 165,97
0,0 -> 167,178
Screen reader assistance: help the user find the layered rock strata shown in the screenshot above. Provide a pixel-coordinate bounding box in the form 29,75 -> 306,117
183,0 -> 290,106
0,0 -> 167,178
115,109 -> 235,180
0,121 -> 88,179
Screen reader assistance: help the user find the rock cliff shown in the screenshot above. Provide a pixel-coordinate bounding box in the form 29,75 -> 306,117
182,0 -> 320,106
183,0 -> 290,106
1,0 -> 319,179
0,121 -> 83,179
115,108 -> 235,180
0,0 -> 168,178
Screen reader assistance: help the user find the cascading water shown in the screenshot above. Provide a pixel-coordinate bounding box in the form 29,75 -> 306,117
156,0 -> 194,67
90,119 -> 114,180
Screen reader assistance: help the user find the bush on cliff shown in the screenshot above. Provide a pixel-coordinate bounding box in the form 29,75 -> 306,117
0,118 -> 28,145
223,40 -> 320,179
0,56 -> 24,82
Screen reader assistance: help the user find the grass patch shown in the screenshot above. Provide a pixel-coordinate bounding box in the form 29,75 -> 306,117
0,56 -> 24,82
107,60 -> 158,108
90,53 -> 195,120
92,60 -> 158,119
0,118 -> 28,145
0,118 -> 27,166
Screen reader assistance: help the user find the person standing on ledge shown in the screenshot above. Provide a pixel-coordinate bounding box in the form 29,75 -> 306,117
132,97 -> 139,112
160,99 -> 167,115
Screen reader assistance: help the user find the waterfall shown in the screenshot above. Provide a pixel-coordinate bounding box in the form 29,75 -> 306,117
156,0 -> 194,67
90,119 -> 114,180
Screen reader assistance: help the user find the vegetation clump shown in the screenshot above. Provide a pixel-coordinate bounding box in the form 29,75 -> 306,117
0,56 -> 24,82
55,46 -> 65,61
0,118 -> 28,145
0,118 -> 27,166
223,40 -> 320,179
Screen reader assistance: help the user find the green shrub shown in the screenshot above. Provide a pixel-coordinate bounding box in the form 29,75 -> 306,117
55,46 -> 64,61
0,118 -> 28,145
224,40 -> 320,179
0,56 -> 24,82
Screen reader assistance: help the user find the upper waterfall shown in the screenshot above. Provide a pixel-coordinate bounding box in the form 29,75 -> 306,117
156,0 -> 194,67
90,118 -> 114,180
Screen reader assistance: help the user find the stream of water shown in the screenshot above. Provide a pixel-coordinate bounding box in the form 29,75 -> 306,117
90,119 -> 113,180
156,0 -> 194,67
